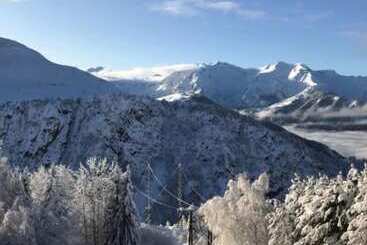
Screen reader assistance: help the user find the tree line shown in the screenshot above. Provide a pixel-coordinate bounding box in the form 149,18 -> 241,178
198,164 -> 367,245
0,157 -> 140,245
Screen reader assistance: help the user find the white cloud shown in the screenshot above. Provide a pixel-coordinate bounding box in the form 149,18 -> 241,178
151,0 -> 267,19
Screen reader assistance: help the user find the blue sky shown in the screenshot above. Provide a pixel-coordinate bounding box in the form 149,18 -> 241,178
0,0 -> 366,75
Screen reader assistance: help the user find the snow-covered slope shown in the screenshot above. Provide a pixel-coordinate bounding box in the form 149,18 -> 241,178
89,64 -> 198,82
160,61 -> 367,110
101,61 -> 367,117
0,94 -> 347,223
0,37 -> 114,102
156,62 -> 311,108
256,87 -> 367,123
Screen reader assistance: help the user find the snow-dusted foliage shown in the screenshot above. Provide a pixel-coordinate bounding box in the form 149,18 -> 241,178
268,164 -> 367,245
30,164 -> 77,245
199,173 -> 270,245
104,166 -> 140,245
341,165 -> 367,244
195,166 -> 367,245
0,158 -> 140,245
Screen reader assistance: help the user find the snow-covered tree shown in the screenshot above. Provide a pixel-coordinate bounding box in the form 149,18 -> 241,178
30,164 -> 78,245
104,166 -> 140,245
74,158 -> 140,245
268,167 -> 360,245
267,200 -> 294,245
74,158 -> 115,245
0,156 -> 35,245
341,164 -> 367,244
0,157 -> 26,215
198,173 -> 270,245
0,197 -> 36,245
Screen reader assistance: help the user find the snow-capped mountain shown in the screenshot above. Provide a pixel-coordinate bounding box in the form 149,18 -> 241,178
158,61 -> 367,110
0,37 -> 114,102
256,88 -> 367,123
100,61 -> 367,124
0,94 -> 347,223
156,61 -> 315,108
255,65 -> 367,122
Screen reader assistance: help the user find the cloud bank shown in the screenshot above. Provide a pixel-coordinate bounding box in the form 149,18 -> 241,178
151,0 -> 266,20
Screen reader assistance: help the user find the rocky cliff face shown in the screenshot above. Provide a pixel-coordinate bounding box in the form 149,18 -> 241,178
0,94 -> 347,223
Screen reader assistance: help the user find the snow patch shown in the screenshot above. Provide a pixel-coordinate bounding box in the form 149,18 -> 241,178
157,93 -> 191,102
259,64 -> 277,74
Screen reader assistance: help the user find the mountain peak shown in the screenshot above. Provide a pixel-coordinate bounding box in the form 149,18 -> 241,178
259,61 -> 293,74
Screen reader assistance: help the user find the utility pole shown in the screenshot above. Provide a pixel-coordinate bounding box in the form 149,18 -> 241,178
177,163 -> 184,224
207,230 -> 213,245
187,207 -> 194,245
143,162 -> 152,224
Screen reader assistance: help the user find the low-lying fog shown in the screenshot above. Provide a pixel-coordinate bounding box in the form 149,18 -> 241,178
285,125 -> 367,160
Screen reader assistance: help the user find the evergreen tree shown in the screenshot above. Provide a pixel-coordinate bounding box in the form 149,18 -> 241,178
104,166 -> 140,245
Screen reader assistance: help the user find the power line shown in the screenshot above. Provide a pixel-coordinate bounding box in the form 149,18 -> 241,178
147,162 -> 196,208
135,186 -> 178,211
157,163 -> 182,198
182,171 -> 206,202
143,163 -> 153,224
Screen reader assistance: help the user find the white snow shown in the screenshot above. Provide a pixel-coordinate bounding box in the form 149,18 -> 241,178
157,93 -> 191,102
288,63 -> 306,80
300,72 -> 317,87
349,100 -> 358,108
258,64 -> 277,74
91,64 -> 198,82
256,87 -> 313,119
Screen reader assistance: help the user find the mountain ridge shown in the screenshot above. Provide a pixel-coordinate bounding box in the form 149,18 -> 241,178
95,61 -> 367,123
0,93 -> 348,222
0,37 -> 115,103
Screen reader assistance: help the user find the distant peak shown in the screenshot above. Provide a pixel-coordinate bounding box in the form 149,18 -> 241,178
259,62 -> 313,76
206,61 -> 243,70
259,61 -> 292,74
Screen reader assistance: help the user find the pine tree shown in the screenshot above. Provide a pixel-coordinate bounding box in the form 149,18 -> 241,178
104,165 -> 140,245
